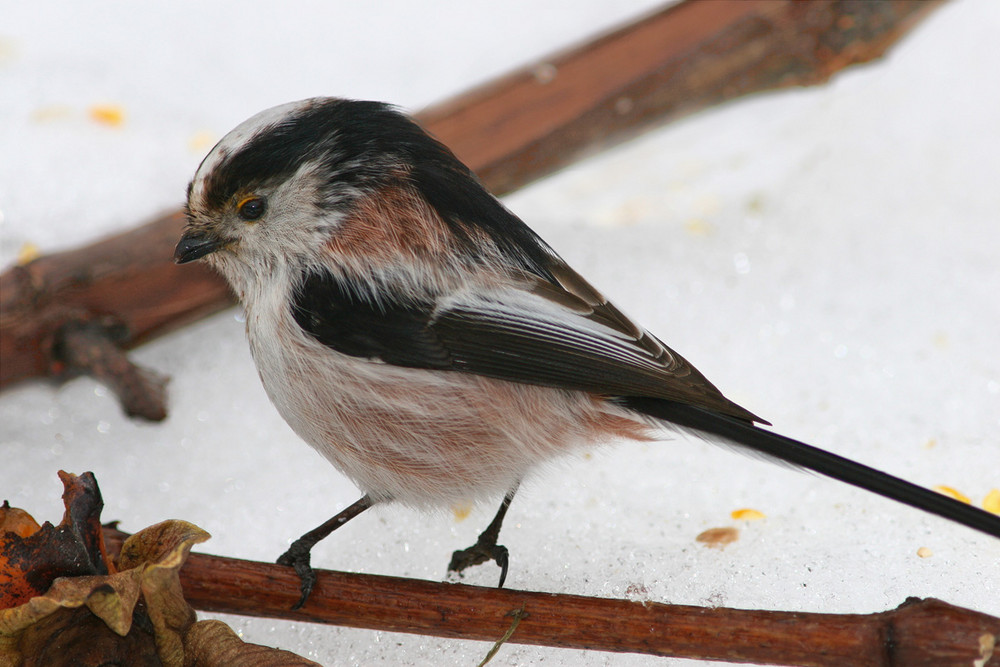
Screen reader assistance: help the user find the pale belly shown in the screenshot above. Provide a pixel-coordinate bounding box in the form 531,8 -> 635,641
249,323 -> 651,507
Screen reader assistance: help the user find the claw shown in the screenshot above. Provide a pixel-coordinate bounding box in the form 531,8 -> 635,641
448,486 -> 518,586
275,494 -> 373,609
277,540 -> 317,610
448,534 -> 510,587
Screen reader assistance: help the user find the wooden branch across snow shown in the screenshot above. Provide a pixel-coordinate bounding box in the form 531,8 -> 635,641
0,0 -> 947,418
101,525 -> 1000,666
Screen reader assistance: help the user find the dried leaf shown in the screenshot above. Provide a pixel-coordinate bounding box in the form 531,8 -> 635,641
0,504 -> 41,539
0,551 -> 155,666
3,604 -> 160,667
119,521 -> 209,667
2,473 -> 319,666
1,471 -> 109,609
184,620 -> 322,667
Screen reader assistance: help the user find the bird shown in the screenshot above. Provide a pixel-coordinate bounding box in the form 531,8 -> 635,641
175,97 -> 1000,608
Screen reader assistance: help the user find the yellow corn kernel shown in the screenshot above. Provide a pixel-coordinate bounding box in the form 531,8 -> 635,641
982,488 -> 1000,515
89,104 -> 125,126
932,485 -> 972,504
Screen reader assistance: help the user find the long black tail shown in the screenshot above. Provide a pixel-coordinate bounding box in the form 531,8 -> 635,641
623,397 -> 1000,539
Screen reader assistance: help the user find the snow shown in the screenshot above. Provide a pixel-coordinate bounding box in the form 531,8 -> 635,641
2,1 -> 998,665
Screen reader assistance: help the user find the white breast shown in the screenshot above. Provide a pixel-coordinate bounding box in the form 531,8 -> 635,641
242,282 -> 648,507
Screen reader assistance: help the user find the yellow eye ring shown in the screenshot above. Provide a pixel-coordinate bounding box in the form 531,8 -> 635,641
237,195 -> 266,221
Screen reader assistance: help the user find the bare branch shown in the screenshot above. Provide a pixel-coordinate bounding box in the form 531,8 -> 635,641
0,0 -> 947,418
102,526 -> 1000,666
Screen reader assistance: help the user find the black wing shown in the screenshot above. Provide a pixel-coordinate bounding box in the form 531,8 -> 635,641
290,263 -> 762,423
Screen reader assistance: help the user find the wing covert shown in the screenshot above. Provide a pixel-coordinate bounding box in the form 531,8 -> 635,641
291,267 -> 763,423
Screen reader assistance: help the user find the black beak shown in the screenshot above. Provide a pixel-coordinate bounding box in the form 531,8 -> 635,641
174,232 -> 224,264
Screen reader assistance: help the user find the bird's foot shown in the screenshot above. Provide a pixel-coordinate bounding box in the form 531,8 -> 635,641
277,539 -> 317,610
448,535 -> 510,587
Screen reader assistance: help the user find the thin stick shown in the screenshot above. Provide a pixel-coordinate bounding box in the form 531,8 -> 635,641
102,527 -> 1000,666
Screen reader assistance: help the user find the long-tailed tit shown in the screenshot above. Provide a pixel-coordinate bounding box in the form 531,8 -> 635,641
175,98 -> 1000,608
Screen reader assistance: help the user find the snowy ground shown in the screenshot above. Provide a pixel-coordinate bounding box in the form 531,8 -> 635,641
2,1 -> 998,665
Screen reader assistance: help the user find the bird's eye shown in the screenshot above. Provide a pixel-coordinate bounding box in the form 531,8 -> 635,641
237,196 -> 267,221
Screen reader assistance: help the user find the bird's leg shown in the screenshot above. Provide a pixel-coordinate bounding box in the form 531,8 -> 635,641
448,485 -> 518,587
277,494 -> 373,609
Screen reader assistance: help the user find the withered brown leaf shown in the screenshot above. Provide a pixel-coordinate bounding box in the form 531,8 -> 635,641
1,471 -> 110,609
2,472 -> 321,666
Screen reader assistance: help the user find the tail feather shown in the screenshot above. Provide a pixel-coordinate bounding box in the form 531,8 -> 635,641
623,397 -> 1000,539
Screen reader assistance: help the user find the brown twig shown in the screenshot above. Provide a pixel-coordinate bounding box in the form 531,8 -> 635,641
101,526 -> 999,666
0,0 -> 946,418
0,211 -> 226,417
52,320 -> 169,420
419,0 -> 949,196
